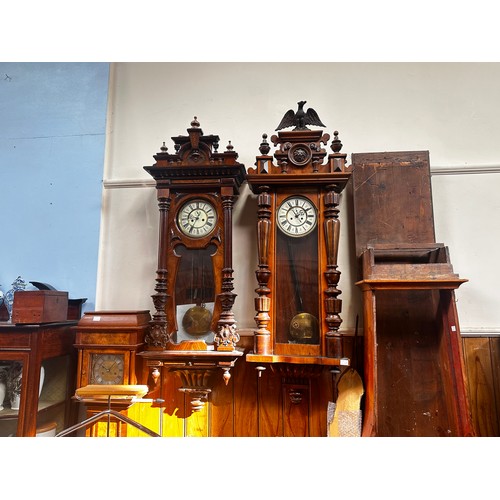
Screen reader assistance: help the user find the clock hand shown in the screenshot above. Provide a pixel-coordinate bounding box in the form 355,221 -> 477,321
189,211 -> 202,228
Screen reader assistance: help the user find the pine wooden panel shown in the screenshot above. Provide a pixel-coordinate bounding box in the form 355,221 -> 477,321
127,403 -> 162,437
462,337 -> 500,436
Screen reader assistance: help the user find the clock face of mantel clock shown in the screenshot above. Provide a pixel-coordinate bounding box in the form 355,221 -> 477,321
90,353 -> 125,385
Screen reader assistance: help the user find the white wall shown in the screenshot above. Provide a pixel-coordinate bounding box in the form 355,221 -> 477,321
97,62 -> 500,335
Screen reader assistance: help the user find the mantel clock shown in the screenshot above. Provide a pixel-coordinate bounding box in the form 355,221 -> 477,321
246,102 -> 351,366
142,117 -> 246,353
75,310 -> 151,388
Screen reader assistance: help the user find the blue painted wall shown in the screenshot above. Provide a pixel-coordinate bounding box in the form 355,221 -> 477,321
0,62 -> 109,312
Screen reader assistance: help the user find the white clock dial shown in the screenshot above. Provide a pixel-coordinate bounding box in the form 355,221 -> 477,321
277,196 -> 317,237
177,199 -> 217,238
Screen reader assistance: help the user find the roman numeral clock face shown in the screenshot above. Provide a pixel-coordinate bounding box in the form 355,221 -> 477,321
177,199 -> 217,238
277,196 -> 317,237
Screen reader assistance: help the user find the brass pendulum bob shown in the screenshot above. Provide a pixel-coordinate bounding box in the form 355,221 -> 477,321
182,304 -> 212,335
286,237 -> 319,343
289,311 -> 319,342
182,255 -> 212,336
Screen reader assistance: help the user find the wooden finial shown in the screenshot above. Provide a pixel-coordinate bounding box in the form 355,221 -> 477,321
331,131 -> 343,153
259,133 -> 270,155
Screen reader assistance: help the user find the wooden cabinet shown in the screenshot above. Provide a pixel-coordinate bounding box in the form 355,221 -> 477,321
0,321 -> 77,437
351,151 -> 474,436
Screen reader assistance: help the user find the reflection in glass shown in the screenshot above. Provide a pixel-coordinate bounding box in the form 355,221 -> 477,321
175,244 -> 217,343
275,228 -> 319,345
0,360 -> 23,436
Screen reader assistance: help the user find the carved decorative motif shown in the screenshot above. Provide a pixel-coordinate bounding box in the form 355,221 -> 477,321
275,101 -> 326,131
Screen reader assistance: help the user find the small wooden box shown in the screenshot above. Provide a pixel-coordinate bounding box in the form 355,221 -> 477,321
12,290 -> 69,324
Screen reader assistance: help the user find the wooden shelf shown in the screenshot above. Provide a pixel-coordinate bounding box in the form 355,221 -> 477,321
246,352 -> 349,366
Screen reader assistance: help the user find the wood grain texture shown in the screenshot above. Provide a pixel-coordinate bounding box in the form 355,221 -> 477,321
210,368 -> 235,437
96,334 -> 500,437
462,337 -> 500,436
490,337 -> 500,432
232,337 -> 259,436
351,150 -> 435,257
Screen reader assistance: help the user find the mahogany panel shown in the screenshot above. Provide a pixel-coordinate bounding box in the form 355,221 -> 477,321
282,381 -> 309,437
351,150 -> 435,259
374,289 -> 463,436
462,336 -> 499,436
258,366 -> 283,436
210,369 -> 235,437
72,335 -> 500,437
232,336 -> 259,437
490,337 -> 500,431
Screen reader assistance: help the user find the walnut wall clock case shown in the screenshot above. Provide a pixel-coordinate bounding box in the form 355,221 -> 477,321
246,102 -> 352,366
139,118 -> 246,414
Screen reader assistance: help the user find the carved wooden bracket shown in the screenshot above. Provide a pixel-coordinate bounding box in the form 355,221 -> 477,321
141,349 -> 243,412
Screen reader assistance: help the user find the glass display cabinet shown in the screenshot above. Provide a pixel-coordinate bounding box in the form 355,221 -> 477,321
0,321 -> 77,437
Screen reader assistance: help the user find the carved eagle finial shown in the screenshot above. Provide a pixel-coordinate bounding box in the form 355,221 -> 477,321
275,101 -> 326,131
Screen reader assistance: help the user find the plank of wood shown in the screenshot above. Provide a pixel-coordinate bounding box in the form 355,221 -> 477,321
75,384 -> 149,399
329,368 -> 364,437
352,151 -> 435,258
490,337 -> 500,433
462,337 -> 499,436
